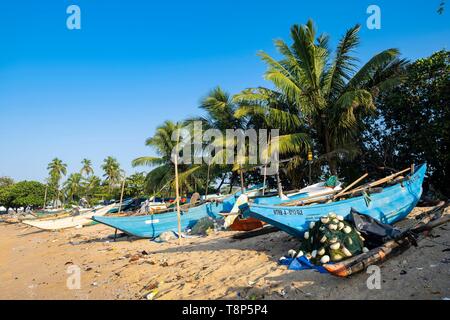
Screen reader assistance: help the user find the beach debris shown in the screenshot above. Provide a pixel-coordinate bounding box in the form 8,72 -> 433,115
287,249 -> 297,257
129,254 -> 141,262
441,258 -> 450,264
190,217 -> 215,236
145,289 -> 159,300
157,231 -> 178,242
400,270 -> 407,275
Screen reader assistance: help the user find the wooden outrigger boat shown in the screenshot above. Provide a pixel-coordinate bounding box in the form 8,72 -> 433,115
90,185 -> 265,239
22,204 -> 116,230
92,196 -> 233,239
239,164 -> 427,238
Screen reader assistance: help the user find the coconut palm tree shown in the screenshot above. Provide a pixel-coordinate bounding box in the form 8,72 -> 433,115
236,19 -> 407,174
64,173 -> 83,202
132,120 -> 202,196
84,175 -> 101,200
80,159 -> 94,177
47,158 -> 67,206
184,87 -> 256,192
101,156 -> 122,194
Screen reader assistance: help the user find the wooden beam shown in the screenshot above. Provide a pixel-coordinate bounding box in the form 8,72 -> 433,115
334,167 -> 411,199
333,173 -> 368,200
174,129 -> 182,245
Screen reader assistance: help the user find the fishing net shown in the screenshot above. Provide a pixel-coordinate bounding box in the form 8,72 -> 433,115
190,217 -> 215,235
297,212 -> 365,265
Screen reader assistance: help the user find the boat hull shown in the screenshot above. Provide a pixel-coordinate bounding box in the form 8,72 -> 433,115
22,204 -> 115,230
92,198 -> 229,238
240,164 -> 426,238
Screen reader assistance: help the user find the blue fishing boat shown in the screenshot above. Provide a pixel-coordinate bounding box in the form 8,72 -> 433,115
91,184 -> 266,238
239,164 -> 426,238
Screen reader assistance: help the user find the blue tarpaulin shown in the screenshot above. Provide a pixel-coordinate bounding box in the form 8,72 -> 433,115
279,255 -> 329,273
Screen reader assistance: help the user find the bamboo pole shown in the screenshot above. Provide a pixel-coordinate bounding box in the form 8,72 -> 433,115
262,132 -> 271,196
333,173 -> 368,200
205,162 -> 211,199
334,167 -> 411,199
239,165 -> 245,193
43,184 -> 48,209
174,129 -> 182,245
118,176 -> 126,213
283,189 -> 338,206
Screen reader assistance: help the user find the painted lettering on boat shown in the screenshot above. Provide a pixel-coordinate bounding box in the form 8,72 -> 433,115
273,209 -> 303,215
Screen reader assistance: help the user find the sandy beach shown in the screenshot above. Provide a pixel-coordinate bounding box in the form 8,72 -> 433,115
1,206 -> 449,300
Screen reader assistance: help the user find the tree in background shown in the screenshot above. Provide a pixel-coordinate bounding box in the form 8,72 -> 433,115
0,181 -> 49,209
254,20 -> 406,175
124,172 -> 146,198
47,158 -> 67,206
132,120 -> 202,196
0,176 -> 14,188
64,173 -> 83,202
80,158 -> 94,177
186,87 -> 248,193
101,156 -> 122,196
356,50 -> 450,196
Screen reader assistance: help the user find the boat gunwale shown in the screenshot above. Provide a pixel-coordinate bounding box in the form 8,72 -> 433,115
246,164 -> 426,211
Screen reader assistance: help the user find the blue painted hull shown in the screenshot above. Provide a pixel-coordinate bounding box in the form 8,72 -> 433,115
240,164 -> 426,238
92,196 -> 232,238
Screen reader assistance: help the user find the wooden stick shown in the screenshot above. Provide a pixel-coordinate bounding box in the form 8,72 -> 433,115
240,165 -> 245,194
118,176 -> 126,213
262,132 -> 271,196
283,190 -> 337,206
205,162 -> 211,199
334,167 -> 411,199
43,184 -> 48,210
174,129 -> 182,245
333,173 -> 368,200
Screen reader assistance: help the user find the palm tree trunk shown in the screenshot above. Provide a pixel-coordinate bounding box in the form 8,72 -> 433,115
215,174 -> 226,194
324,128 -> 337,175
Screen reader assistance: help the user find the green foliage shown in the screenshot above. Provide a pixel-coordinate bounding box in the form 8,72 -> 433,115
0,176 -> 14,188
355,50 -> 450,196
241,19 -> 406,176
124,172 -> 147,198
102,156 -> 123,193
0,181 -> 50,208
80,158 -> 94,176
64,173 -> 83,201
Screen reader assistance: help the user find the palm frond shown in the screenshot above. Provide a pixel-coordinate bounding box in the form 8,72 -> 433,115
347,48 -> 400,89
132,156 -> 164,167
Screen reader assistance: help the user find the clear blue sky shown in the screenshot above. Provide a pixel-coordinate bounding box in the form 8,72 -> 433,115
0,0 -> 449,182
